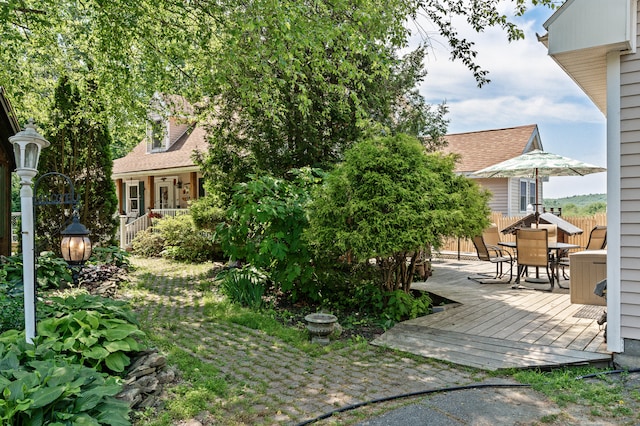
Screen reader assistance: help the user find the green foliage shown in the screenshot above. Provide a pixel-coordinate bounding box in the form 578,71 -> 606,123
1,252 -> 72,291
189,194 -> 226,231
306,134 -> 491,293
35,295 -> 146,374
514,367 -> 635,417
131,229 -> 165,258
0,331 -> 131,425
217,169 -> 321,300
89,246 -> 131,268
0,293 -> 23,333
216,266 -> 267,310
153,215 -> 221,262
382,290 -> 432,322
35,251 -> 73,290
35,76 -> 118,253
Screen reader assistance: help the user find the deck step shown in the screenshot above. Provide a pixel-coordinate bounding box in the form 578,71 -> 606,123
372,324 -> 611,371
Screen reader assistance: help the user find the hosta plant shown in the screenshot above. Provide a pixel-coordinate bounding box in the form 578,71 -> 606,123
0,330 -> 131,425
36,310 -> 146,374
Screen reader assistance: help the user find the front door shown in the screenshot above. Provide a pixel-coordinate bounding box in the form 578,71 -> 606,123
156,182 -> 174,209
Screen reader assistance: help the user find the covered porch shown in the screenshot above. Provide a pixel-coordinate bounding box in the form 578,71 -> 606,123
372,256 -> 611,371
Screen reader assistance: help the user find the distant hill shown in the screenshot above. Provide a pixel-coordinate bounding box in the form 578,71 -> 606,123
544,193 -> 606,208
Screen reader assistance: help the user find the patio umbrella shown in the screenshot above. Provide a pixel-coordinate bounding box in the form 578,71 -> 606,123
473,149 -> 606,223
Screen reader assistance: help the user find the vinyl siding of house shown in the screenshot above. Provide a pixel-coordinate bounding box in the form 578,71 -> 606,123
475,178 -> 508,214
620,8 -> 640,341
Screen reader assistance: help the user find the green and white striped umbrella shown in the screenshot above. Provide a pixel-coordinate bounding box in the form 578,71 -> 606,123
473,149 -> 606,178
473,149 -> 606,219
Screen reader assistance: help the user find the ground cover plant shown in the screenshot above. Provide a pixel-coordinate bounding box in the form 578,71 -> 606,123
0,247 -> 148,425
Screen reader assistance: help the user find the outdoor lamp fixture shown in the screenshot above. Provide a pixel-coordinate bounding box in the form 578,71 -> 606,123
10,119 -> 50,343
61,214 -> 92,268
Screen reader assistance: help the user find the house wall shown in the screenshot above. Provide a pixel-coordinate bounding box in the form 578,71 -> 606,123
620,5 -> 640,343
0,147 -> 11,256
476,178 -> 508,214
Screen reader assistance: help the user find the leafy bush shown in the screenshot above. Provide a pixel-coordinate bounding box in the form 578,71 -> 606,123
217,266 -> 268,309
36,294 -> 146,374
131,215 -> 221,262
90,246 -> 131,268
306,134 -> 491,293
382,290 -> 432,322
0,330 -> 130,425
1,252 -> 72,291
189,194 -> 226,230
217,168 -> 322,301
131,229 -> 165,257
0,293 -> 23,333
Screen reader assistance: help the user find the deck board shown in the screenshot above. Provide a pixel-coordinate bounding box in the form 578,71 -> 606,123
372,257 -> 611,371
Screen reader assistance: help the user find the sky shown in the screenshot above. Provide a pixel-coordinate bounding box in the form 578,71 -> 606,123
406,3 -> 607,199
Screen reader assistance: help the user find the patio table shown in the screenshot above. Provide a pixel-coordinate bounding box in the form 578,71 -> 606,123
499,241 -> 579,290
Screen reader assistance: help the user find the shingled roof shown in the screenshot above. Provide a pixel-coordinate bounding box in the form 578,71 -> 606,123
112,125 -> 206,177
440,124 -> 541,174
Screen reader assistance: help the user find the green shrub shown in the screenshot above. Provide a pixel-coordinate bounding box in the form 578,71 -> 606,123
216,266 -> 267,309
189,194 -> 226,230
90,246 -> 131,268
131,215 -> 221,262
0,293 -> 23,333
36,294 -> 146,374
217,168 -> 321,301
131,229 -> 165,257
155,214 -> 221,262
0,330 -> 131,425
1,252 -> 72,291
382,290 -> 432,322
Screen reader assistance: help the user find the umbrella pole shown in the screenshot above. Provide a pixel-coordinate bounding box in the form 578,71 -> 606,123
535,168 -> 539,227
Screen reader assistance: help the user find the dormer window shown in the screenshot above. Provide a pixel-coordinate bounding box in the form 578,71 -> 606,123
147,118 -> 168,153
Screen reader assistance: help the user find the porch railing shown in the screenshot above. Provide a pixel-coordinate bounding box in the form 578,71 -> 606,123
119,208 -> 189,249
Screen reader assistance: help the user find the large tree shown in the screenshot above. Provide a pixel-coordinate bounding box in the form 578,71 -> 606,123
35,76 -> 118,253
0,1 -> 554,160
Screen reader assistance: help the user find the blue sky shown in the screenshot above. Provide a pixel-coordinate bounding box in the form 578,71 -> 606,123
407,3 -> 607,199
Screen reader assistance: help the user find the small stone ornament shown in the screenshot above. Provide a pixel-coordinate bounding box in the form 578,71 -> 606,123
304,313 -> 338,345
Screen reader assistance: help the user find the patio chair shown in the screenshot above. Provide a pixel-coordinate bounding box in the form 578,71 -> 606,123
530,223 -> 557,244
559,226 -> 607,278
468,235 -> 513,283
482,224 -> 501,246
515,228 -> 555,289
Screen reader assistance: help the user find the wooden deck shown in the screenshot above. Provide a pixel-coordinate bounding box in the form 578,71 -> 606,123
371,256 -> 612,371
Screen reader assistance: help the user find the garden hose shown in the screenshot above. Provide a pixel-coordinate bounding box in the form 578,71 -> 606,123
295,369 -> 640,426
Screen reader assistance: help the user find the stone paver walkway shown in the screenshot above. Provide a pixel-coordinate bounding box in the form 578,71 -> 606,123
126,258 -> 624,426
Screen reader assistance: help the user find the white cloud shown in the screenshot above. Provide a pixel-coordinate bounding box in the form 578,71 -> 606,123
406,4 -> 608,197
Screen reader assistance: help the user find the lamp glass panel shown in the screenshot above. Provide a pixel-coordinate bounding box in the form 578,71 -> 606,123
24,143 -> 39,169
12,144 -> 22,169
61,236 -> 92,264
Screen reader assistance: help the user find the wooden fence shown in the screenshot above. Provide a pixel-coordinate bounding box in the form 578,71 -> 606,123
438,213 -> 608,258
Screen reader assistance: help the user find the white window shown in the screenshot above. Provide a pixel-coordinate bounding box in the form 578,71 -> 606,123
148,119 -> 167,152
126,181 -> 140,214
519,179 -> 537,212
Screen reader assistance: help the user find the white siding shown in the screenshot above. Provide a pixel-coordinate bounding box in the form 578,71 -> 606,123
619,7 -> 640,342
476,178 -> 508,215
